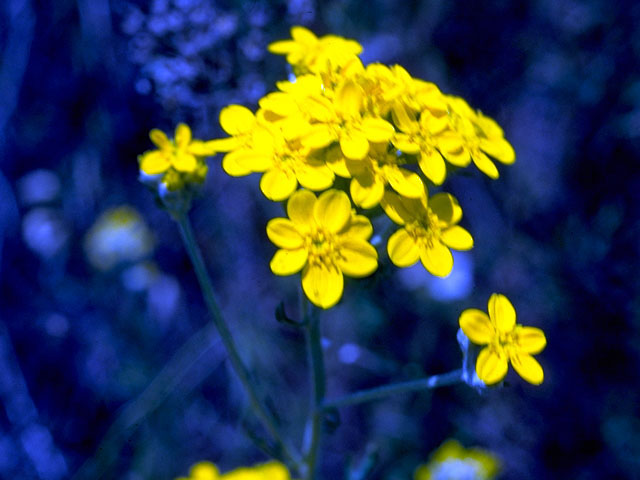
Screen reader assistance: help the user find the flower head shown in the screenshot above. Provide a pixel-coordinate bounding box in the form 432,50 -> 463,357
459,293 -> 547,385
415,439 -> 500,480
138,123 -> 216,190
268,26 -> 362,74
267,189 -> 378,308
382,188 -> 473,277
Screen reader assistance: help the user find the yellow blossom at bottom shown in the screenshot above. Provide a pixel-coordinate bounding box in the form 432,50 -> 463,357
177,461 -> 290,480
415,439 -> 500,480
267,189 -> 378,309
459,293 -> 547,385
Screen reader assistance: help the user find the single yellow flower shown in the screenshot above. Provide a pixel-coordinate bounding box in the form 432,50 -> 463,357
268,25 -> 362,74
301,79 -> 395,160
459,293 -> 547,385
329,141 -> 424,209
382,188 -> 473,277
267,189 -> 378,309
139,123 -> 216,177
415,439 -> 500,480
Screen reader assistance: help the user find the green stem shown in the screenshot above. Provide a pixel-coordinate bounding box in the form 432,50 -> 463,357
303,300 -> 325,480
321,369 -> 463,410
175,212 -> 302,469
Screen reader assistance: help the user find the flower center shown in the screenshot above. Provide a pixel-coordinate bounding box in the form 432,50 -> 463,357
405,208 -> 441,249
306,229 -> 339,268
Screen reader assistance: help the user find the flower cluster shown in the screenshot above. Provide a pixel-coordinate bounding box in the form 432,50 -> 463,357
176,460 -> 291,480
205,26 -> 515,307
459,294 -> 547,385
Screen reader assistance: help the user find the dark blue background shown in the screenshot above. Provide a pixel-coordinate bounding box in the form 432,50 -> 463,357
1,0 -> 639,478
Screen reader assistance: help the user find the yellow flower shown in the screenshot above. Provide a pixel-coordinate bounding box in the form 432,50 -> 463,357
301,79 -> 395,160
207,105 -> 261,177
330,141 -> 424,209
268,25 -> 362,74
382,188 -> 473,277
267,189 -> 378,309
138,124 -> 216,189
459,293 -> 547,385
415,439 -> 500,480
437,97 -> 515,179
391,104 -> 450,185
177,461 -> 291,480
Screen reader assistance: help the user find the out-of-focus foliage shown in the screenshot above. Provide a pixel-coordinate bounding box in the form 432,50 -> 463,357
1,0 -> 639,479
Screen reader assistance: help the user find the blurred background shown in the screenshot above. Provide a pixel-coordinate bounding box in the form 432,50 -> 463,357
1,0 -> 639,478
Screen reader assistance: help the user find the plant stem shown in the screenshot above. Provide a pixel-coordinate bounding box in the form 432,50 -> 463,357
303,300 -> 325,480
175,212 -> 302,469
321,369 -> 463,410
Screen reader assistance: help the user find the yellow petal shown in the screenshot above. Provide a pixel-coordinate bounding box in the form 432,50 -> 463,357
441,146 -> 471,167
222,152 -> 252,177
175,123 -> 192,148
340,130 -> 369,160
392,135 -> 420,155
340,214 -> 373,240
267,39 -> 298,55
172,152 -> 197,172
270,248 -> 308,276
314,189 -> 351,232
476,347 -> 509,385
440,226 -> 473,250
139,151 -> 170,175
488,293 -> 516,333
472,151 -> 499,179
350,173 -> 384,209
429,193 -> 462,225
420,241 -> 453,277
418,149 -> 446,185
287,189 -> 317,229
302,124 -> 336,149
325,146 -> 351,178
225,149 -> 272,173
296,163 -> 335,191
266,218 -> 304,249
509,352 -> 544,385
291,25 -> 317,44
303,96 -> 335,123
149,129 -> 170,149
387,229 -> 420,267
205,137 -> 240,152
480,137 -> 515,165
336,80 -> 363,118
302,264 -> 344,309
515,326 -> 547,354
337,239 -> 378,277
188,140 -> 218,156
391,104 -> 417,133
380,191 -> 421,225
361,117 -> 395,143
384,166 -> 424,198
260,169 -> 298,201
219,105 -> 255,135
459,309 -> 494,344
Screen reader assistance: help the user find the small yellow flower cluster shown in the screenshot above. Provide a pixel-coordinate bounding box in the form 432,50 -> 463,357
459,293 -> 547,385
138,124 -> 217,191
176,460 -> 291,480
206,26 -> 516,308
414,439 -> 500,480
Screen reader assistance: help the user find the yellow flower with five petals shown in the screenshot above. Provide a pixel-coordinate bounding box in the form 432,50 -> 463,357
138,123 -> 216,189
459,293 -> 546,385
267,189 -> 378,309
382,188 -> 473,277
